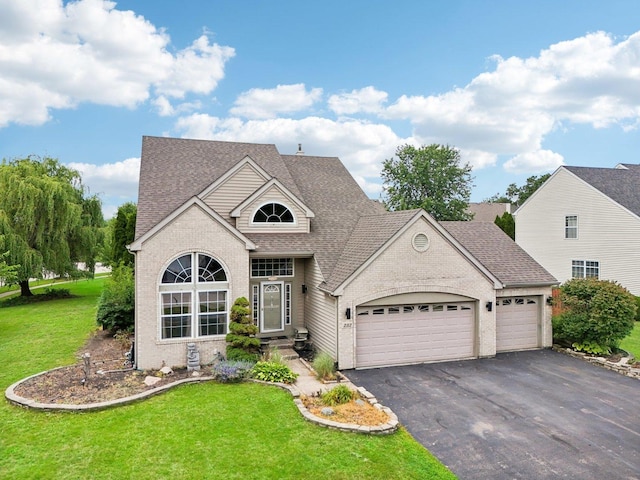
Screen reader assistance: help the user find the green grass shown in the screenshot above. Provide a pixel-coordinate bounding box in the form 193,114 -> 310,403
620,322 -> 640,359
0,279 -> 455,480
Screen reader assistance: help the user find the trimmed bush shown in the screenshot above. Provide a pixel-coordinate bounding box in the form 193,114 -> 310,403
322,385 -> 355,406
552,278 -> 637,353
96,265 -> 134,332
635,296 -> 640,322
225,297 -> 260,361
250,361 -> 298,384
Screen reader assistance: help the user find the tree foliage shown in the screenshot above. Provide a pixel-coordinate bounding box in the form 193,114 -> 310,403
485,174 -> 550,209
96,264 -> 135,332
225,297 -> 260,362
0,156 -> 104,295
381,144 -> 474,221
0,251 -> 18,285
109,202 -> 136,267
552,278 -> 637,353
494,212 -> 515,240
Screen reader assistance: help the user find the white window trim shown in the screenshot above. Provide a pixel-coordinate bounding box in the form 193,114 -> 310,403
564,215 -> 578,240
250,258 -> 295,278
250,201 -> 297,226
571,259 -> 600,279
158,252 -> 230,341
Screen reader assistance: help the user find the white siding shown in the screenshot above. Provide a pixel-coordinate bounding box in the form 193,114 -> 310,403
516,168 -> 640,295
203,164 -> 266,221
304,258 -> 337,357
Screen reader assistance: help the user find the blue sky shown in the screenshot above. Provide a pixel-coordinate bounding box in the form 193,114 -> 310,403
1,0 -> 640,218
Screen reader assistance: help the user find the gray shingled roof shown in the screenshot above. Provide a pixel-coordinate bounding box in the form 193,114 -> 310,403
135,136 -> 302,239
440,221 -> 558,287
467,202 -> 511,222
322,210 -> 421,292
564,165 -> 640,217
136,136 -> 556,290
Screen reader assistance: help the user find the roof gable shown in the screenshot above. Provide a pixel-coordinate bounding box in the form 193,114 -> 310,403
230,178 -> 315,219
562,165 -> 640,217
323,210 -> 503,294
129,196 -> 256,251
199,155 -> 270,199
135,136 -> 302,240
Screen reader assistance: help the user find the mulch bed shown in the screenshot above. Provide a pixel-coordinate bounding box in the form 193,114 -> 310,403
14,330 -> 197,405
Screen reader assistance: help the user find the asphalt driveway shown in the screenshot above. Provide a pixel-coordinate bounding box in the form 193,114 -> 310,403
346,349 -> 640,479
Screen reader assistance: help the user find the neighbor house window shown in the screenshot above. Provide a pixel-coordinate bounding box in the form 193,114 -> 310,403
160,253 -> 229,339
253,202 -> 294,223
572,260 -> 599,279
565,215 -> 578,239
251,258 -> 294,277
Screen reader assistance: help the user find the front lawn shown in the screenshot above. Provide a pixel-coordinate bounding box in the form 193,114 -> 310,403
0,279 -> 455,480
620,322 -> 640,359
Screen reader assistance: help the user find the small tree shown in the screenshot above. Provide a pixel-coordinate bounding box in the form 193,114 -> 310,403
381,144 -> 474,221
552,278 -> 637,354
494,212 -> 515,240
225,297 -> 260,362
109,202 -> 137,268
96,264 -> 135,332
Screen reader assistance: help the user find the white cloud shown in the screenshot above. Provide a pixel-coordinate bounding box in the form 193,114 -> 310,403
229,84 -> 323,119
328,86 -> 388,115
67,157 -> 140,198
382,31 -> 640,174
0,0 -> 234,127
152,95 -> 202,116
174,114 -> 406,182
503,150 -> 564,174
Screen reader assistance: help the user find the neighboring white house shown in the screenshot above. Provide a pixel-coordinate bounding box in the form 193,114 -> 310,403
515,164 -> 640,296
130,136 -> 557,371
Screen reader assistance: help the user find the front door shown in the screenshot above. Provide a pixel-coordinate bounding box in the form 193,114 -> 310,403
261,281 -> 284,333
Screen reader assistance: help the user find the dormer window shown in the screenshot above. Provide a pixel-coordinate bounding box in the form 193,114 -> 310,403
253,202 -> 294,223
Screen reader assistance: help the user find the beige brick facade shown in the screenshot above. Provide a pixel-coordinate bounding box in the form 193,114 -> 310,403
336,218 -> 497,369
134,204 -> 250,370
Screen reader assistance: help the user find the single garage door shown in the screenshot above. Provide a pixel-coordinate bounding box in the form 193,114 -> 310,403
496,296 -> 540,352
356,302 -> 475,368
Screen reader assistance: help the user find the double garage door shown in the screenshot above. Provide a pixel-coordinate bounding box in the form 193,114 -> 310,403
355,296 -> 541,368
356,302 -> 475,368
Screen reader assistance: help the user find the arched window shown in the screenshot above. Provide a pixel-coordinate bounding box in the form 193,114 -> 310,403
159,253 -> 228,339
252,202 -> 294,223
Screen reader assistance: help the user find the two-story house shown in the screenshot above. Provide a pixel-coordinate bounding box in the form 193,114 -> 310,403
130,136 -> 557,370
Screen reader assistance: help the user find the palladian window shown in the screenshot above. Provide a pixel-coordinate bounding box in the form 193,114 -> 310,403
253,202 -> 294,223
159,253 -> 229,340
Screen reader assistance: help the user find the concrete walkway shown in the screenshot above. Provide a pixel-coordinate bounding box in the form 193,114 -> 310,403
286,358 -> 356,396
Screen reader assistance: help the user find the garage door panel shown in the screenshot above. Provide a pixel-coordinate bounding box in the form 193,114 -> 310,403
356,302 -> 475,368
496,297 -> 539,352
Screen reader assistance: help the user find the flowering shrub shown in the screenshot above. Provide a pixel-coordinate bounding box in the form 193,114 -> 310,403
212,360 -> 254,383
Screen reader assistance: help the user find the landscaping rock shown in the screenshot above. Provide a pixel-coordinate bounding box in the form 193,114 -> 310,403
321,407 -> 335,416
355,399 -> 366,406
159,366 -> 173,375
144,376 -> 162,387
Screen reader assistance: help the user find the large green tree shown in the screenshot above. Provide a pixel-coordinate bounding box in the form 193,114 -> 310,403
109,202 -> 136,267
381,144 -> 474,221
0,156 -> 104,296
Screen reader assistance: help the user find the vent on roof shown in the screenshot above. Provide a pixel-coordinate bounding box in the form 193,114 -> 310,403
412,233 -> 430,252
296,143 -> 304,155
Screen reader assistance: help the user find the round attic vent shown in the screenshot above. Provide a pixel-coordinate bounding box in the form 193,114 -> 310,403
412,233 -> 430,252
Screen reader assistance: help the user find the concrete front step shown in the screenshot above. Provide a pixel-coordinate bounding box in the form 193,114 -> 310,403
277,348 -> 300,360
264,337 -> 294,348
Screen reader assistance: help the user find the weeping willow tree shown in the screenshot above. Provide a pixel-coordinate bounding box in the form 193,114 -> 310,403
0,156 -> 104,296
